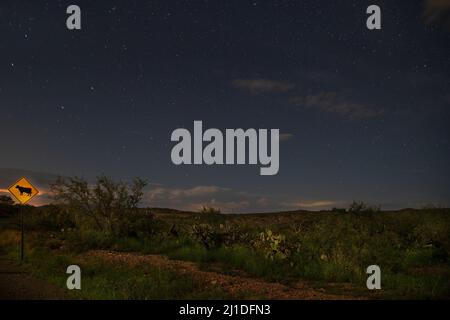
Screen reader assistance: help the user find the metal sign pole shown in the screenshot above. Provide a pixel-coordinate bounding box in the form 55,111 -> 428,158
7,177 -> 39,263
20,206 -> 24,263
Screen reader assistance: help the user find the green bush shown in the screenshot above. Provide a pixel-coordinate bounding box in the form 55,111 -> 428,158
199,206 -> 221,214
0,202 -> 18,218
27,205 -> 76,231
50,176 -> 150,237
66,229 -> 115,252
0,195 -> 14,205
252,229 -> 291,260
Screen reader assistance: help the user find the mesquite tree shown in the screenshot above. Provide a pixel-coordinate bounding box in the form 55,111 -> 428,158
50,176 -> 148,236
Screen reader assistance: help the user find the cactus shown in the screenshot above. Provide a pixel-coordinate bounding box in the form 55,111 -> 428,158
253,229 -> 290,260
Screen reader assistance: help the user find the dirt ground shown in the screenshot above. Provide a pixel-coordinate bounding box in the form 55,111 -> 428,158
86,250 -> 363,300
0,259 -> 68,300
0,250 -> 363,300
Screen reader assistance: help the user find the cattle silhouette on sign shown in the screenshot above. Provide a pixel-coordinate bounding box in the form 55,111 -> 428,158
15,185 -> 32,197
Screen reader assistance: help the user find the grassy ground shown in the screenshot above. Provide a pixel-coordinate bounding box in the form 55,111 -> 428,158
0,231 -> 234,299
1,207 -> 449,299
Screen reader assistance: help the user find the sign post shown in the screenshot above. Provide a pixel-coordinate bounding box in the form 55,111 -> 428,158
21,206 -> 24,262
7,177 -> 39,263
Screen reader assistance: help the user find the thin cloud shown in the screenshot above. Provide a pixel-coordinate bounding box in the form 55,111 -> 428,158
145,185 -> 275,213
148,185 -> 229,201
0,187 -> 50,206
145,184 -> 346,213
282,200 -> 341,210
184,200 -> 251,212
279,133 -> 294,141
291,91 -> 384,119
423,0 -> 450,28
232,78 -> 294,94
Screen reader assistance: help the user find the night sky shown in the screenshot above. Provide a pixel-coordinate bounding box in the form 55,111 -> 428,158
1,0 -> 449,212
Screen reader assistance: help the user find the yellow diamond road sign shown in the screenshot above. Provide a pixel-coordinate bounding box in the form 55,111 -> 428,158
8,177 -> 39,205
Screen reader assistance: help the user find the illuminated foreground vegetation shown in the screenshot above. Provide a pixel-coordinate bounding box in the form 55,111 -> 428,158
0,177 -> 449,299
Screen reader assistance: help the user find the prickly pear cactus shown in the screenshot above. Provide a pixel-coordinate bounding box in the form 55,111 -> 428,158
253,229 -> 290,260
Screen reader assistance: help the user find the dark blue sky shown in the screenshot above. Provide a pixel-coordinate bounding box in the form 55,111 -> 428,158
0,0 -> 449,212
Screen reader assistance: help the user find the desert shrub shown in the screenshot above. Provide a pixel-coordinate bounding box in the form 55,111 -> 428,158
199,206 -> 221,214
50,176 -> 151,237
286,214 -> 403,282
402,248 -> 441,268
282,210 -> 450,287
411,213 -> 450,259
188,222 -> 251,249
27,205 -> 76,231
216,223 -> 251,246
213,245 -> 252,268
190,223 -> 215,249
0,202 -> 18,218
252,229 -> 291,260
0,195 -> 14,205
219,244 -> 290,281
0,229 -> 20,248
167,245 -> 210,262
382,273 -> 450,299
331,207 -> 347,213
113,209 -> 154,238
210,244 -> 284,280
347,200 -> 380,214
66,229 -> 115,252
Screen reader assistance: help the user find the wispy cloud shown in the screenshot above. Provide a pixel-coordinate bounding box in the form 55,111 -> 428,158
146,184 -> 345,213
0,187 -> 51,206
232,78 -> 294,94
145,185 -> 274,213
183,200 -> 251,212
148,185 -> 229,201
279,133 -> 294,141
282,200 -> 341,210
291,91 -> 384,119
423,0 -> 450,28
0,168 -> 52,206
146,185 -> 249,212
